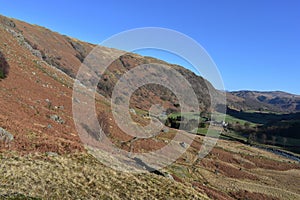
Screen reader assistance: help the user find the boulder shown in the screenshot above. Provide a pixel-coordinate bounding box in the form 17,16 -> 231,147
46,152 -> 59,157
50,115 -> 65,124
0,127 -> 14,146
180,142 -> 188,149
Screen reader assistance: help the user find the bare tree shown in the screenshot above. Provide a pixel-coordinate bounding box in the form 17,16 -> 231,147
248,132 -> 257,144
271,136 -> 277,146
283,137 -> 287,148
261,134 -> 267,144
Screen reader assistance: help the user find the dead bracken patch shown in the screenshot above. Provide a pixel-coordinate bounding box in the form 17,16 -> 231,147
229,190 -> 280,200
193,182 -> 235,200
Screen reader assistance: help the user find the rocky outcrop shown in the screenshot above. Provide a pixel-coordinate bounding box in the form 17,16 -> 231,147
0,127 -> 14,147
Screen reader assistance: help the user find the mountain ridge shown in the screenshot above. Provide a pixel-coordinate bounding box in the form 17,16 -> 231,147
228,90 -> 300,113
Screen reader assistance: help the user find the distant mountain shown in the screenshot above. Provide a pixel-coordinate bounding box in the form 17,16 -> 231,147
227,90 -> 300,113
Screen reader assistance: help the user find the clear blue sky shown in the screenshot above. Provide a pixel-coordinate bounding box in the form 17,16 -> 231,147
1,0 -> 299,94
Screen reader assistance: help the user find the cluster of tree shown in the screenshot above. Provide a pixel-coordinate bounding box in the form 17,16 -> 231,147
226,119 -> 299,153
260,120 -> 300,140
164,115 -> 208,131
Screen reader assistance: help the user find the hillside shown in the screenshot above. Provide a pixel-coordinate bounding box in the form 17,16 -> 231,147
0,15 -> 299,200
0,14 -> 212,199
0,15 -> 221,115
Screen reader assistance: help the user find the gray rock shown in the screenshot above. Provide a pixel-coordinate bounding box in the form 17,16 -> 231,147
0,127 -> 14,146
161,127 -> 169,133
46,152 -> 58,157
5,28 -> 43,59
180,142 -> 188,149
45,99 -> 52,109
163,172 -> 174,181
3,18 -> 16,28
50,115 -> 65,124
129,108 -> 136,115
73,98 -> 81,103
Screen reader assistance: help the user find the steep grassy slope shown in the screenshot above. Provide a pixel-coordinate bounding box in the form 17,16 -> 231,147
0,15 -> 221,115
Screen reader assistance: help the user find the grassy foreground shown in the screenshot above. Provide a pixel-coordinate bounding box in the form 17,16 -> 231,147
0,152 -> 210,200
